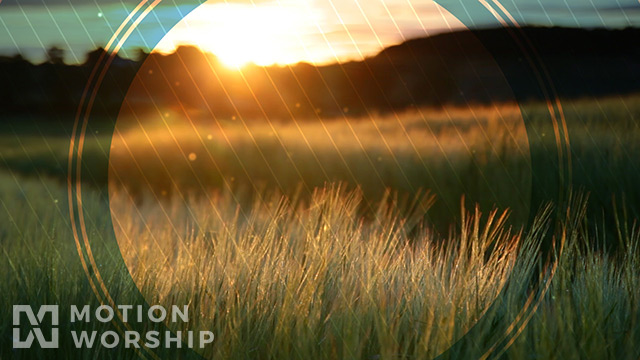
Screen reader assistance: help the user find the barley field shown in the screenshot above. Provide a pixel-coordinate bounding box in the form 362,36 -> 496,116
1,95 -> 640,358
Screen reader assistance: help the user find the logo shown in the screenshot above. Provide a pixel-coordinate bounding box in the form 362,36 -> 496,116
13,305 -> 59,349
11,304 -> 214,350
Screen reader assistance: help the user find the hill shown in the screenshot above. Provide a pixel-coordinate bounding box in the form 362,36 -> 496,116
1,26 -> 639,119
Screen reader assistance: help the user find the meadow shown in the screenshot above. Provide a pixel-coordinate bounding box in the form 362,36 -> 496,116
1,95 -> 640,358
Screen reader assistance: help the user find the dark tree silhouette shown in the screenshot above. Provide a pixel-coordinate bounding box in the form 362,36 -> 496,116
46,46 -> 65,65
0,26 -> 639,118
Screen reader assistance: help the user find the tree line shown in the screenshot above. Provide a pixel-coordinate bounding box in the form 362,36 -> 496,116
1,26 -> 639,120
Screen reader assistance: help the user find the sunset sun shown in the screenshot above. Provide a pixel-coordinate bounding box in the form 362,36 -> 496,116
155,0 -> 463,68
156,2 -> 323,68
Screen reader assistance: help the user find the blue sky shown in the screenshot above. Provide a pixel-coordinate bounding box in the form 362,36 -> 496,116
0,0 -> 638,64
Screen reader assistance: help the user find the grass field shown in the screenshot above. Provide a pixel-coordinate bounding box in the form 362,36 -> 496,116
1,95 -> 640,358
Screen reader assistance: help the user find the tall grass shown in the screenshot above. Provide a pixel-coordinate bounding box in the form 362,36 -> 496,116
110,103 -> 531,230
108,94 -> 640,233
1,95 -> 639,357
112,184 -> 521,358
2,171 -> 639,358
2,95 -> 639,231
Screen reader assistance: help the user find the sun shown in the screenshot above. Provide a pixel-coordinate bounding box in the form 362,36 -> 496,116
156,2 -> 323,68
154,0 -> 464,68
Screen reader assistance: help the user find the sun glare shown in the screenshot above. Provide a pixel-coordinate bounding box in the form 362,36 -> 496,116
154,0 -> 464,68
156,2 -> 322,68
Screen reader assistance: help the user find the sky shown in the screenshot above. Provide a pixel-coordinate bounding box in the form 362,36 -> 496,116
0,0 -> 638,65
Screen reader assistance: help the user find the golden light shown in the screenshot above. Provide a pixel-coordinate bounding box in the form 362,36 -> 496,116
156,2 -> 324,68
154,0 -> 464,68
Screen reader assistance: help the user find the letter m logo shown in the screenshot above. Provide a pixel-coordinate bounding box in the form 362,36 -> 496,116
13,305 -> 59,348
